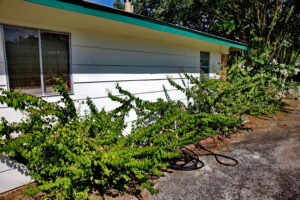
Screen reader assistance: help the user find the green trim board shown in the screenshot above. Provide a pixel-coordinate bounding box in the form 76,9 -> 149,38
25,0 -> 249,50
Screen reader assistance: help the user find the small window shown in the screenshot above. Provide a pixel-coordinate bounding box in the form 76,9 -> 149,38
200,51 -> 210,73
3,26 -> 71,95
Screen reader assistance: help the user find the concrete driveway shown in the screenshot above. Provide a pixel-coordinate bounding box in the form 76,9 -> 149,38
147,100 -> 300,200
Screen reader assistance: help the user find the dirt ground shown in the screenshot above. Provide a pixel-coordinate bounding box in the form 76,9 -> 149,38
0,187 -> 29,200
1,100 -> 299,200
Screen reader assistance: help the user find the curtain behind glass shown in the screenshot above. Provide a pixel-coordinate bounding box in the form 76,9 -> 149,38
41,32 -> 70,94
4,26 -> 41,95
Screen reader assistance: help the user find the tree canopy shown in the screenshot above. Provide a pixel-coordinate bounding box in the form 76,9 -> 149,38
113,0 -> 124,10
114,0 -> 300,67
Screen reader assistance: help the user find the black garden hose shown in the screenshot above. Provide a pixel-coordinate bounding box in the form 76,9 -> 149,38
195,143 -> 239,166
170,143 -> 238,170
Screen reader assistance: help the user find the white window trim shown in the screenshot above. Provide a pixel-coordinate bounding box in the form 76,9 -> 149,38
1,24 -> 10,91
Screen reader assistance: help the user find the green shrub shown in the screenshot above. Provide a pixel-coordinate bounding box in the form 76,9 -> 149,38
22,185 -> 40,197
168,66 -> 283,116
0,79 -> 240,199
0,55 -> 293,199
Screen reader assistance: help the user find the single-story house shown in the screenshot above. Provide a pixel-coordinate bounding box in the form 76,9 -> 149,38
0,0 -> 248,193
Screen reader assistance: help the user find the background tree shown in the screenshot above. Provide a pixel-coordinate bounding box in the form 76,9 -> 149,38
113,0 -> 124,10
117,0 -> 300,71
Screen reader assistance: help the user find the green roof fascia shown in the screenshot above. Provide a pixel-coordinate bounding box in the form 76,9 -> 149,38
25,0 -> 249,50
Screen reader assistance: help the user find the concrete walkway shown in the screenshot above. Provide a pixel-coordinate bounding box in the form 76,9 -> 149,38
147,100 -> 300,200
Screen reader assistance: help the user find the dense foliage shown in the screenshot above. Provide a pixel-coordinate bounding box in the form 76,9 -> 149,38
0,77 -> 241,199
113,0 -> 124,10
122,0 -> 299,68
0,57 -> 293,199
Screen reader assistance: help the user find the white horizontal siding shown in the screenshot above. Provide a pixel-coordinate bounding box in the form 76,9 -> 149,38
68,27 -> 201,113
73,73 -> 190,83
0,168 -> 32,194
72,29 -> 198,58
72,46 -> 198,67
73,65 -> 199,77
0,108 -> 22,122
55,25 -> 200,108
0,155 -> 29,174
0,155 -> 32,194
75,77 -> 189,97
0,160 -> 11,172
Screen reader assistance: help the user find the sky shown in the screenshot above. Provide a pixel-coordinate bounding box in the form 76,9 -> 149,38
87,0 -> 115,7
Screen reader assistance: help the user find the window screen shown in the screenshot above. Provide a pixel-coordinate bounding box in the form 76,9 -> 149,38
3,26 -> 71,95
4,26 -> 41,95
41,32 -> 71,94
200,51 -> 210,73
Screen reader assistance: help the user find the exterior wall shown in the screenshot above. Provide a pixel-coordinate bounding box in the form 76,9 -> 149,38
0,23 -> 206,194
0,0 -> 226,193
0,23 -> 223,121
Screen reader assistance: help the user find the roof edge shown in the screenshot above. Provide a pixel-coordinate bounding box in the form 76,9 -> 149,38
25,0 -> 249,51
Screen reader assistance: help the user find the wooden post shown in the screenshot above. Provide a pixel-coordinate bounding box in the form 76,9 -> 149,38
221,54 -> 228,81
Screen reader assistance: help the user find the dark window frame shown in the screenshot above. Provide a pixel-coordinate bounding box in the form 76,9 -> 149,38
200,51 -> 210,74
1,24 -> 73,96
